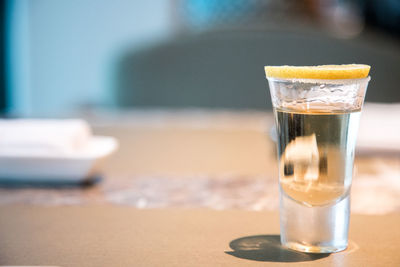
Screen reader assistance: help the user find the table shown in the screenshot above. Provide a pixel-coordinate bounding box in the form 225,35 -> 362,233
0,110 -> 399,266
1,206 -> 399,266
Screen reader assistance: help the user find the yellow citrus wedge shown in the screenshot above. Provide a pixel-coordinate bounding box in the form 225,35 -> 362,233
264,64 -> 370,80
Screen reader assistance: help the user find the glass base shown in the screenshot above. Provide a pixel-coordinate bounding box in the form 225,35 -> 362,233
279,191 -> 350,254
283,241 -> 347,253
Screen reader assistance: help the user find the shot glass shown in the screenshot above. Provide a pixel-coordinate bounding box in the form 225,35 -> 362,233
265,65 -> 370,253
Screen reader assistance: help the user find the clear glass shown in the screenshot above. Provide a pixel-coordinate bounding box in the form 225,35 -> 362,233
266,76 -> 370,253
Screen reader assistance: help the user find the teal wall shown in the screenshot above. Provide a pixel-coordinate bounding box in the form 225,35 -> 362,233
7,0 -> 173,116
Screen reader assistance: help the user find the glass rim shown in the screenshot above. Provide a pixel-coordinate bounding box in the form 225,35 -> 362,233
265,76 -> 370,85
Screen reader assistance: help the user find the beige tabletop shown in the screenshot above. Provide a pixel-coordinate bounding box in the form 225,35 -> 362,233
0,110 -> 399,266
0,205 -> 399,267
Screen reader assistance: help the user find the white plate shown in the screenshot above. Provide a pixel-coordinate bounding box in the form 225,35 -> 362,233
0,136 -> 118,182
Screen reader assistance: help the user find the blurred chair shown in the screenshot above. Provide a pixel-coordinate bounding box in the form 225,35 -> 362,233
115,29 -> 400,110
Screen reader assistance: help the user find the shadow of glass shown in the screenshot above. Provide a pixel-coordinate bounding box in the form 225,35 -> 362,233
0,175 -> 102,189
226,235 -> 330,262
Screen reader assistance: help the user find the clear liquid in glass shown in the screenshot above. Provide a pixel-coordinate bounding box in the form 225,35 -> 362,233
275,105 -> 360,207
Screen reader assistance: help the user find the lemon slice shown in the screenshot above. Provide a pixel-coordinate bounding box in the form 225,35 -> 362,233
264,64 -> 370,80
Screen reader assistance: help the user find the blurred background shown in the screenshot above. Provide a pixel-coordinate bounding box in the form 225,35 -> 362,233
1,0 -> 400,117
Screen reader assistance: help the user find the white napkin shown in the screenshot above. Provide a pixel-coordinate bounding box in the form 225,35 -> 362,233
0,119 -> 92,156
357,103 -> 400,153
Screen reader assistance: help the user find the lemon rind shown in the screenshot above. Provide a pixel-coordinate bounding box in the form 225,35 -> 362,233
264,64 -> 371,80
